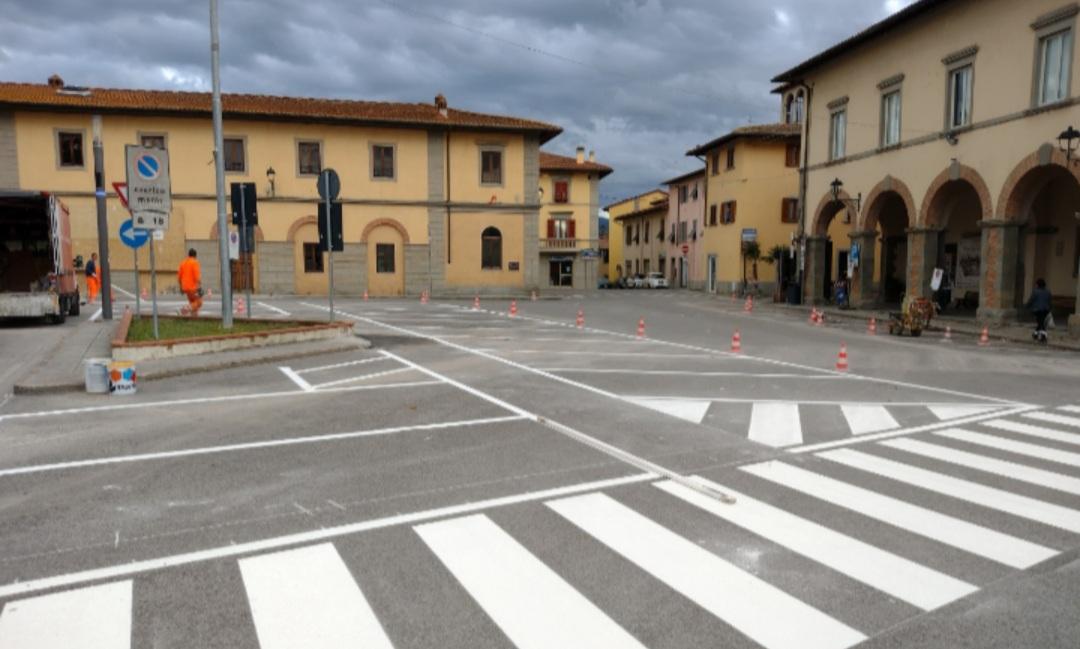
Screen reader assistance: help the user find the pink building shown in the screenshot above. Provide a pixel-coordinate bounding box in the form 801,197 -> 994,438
662,168 -> 706,289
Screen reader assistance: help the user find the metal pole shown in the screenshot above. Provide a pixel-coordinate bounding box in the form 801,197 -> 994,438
210,0 -> 232,328
324,178 -> 334,322
92,115 -> 113,321
149,237 -> 159,339
133,246 -> 140,318
240,189 -> 251,318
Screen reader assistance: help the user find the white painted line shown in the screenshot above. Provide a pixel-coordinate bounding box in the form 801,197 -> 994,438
786,405 -> 1039,454
278,367 -> 314,392
296,357 -> 388,374
88,308 -> 103,322
0,472 -> 655,600
934,428 -> 1080,468
818,448 -> 1080,534
928,405 -> 1004,421
0,416 -> 526,478
547,492 -> 865,649
255,301 -> 291,317
1024,411 -> 1080,429
416,514 -> 647,649
982,418 -> 1080,446
310,367 -> 413,390
628,397 -> 711,423
749,403 -> 803,448
110,284 -> 136,299
0,381 -> 442,424
506,349 -> 715,359
740,461 -> 1056,569
0,580 -> 132,649
658,478 -> 976,610
883,437 -> 1080,496
1061,406 -> 1080,414
841,405 -> 899,436
239,544 -> 393,649
539,368 -> 834,379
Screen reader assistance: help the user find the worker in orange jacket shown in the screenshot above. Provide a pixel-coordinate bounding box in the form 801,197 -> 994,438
84,252 -> 100,304
177,248 -> 203,317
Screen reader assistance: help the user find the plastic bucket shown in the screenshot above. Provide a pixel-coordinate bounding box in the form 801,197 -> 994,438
108,361 -> 137,396
84,358 -> 110,394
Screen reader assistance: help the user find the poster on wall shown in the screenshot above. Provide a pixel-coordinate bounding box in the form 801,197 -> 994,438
955,237 -> 981,291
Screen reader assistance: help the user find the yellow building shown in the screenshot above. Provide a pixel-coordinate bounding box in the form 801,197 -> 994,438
605,190 -> 668,282
773,0 -> 1080,329
687,123 -> 801,295
538,148 -> 612,288
0,77 -> 564,297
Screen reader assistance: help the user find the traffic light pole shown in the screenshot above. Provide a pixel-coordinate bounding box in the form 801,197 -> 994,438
210,0 -> 233,328
92,115 -> 113,321
323,176 -> 334,322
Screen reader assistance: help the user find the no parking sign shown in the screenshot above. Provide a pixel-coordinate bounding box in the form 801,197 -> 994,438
125,145 -> 172,230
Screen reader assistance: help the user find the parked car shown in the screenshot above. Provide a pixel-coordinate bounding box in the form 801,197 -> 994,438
598,277 -> 610,289
645,272 -> 669,289
629,274 -> 645,289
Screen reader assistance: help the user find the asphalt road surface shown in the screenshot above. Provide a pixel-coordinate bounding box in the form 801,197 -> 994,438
1,290 -> 1078,649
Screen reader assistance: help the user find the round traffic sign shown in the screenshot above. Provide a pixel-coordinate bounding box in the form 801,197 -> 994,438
119,219 -> 150,249
317,168 -> 341,201
135,153 -> 162,181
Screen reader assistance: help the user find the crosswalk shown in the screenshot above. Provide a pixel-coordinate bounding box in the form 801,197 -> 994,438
2,405 -> 1078,648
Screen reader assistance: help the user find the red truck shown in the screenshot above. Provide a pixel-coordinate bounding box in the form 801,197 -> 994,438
0,192 -> 80,323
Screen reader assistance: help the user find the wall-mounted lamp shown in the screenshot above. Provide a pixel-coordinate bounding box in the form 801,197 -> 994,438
945,132 -> 959,145
830,178 -> 862,224
1058,125 -> 1079,165
266,166 -> 276,197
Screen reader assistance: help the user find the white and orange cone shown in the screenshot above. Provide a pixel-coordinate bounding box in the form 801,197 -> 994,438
867,317 -> 877,335
744,296 -> 753,313
809,308 -> 818,325
816,310 -> 825,327
636,317 -> 646,339
941,326 -> 952,343
472,295 -> 480,310
362,289 -> 369,301
509,299 -> 518,317
835,342 -> 849,371
530,289 -> 538,302
420,290 -> 429,305
141,286 -> 148,300
576,308 -> 584,329
731,329 -> 742,353
978,326 -> 990,347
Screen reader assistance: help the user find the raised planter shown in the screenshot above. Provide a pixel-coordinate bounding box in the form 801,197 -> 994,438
112,312 -> 355,362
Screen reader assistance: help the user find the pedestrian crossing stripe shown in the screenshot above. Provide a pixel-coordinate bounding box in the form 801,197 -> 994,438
934,428 -> 1080,468
0,581 -> 132,649
627,397 -> 711,423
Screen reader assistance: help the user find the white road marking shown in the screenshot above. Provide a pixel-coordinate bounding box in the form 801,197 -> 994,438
0,472 -> 656,600
658,478 -> 977,610
539,368 -> 835,379
740,460 -> 1056,569
628,397 -> 711,423
883,437 -> 1080,496
0,416 -> 526,478
841,405 -> 900,435
818,448 -> 1080,534
506,349 -> 715,359
1061,406 -> 1080,414
749,403 -> 803,447
110,284 -> 136,299
547,492 -> 866,649
416,515 -> 647,649
239,544 -> 393,649
982,418 -> 1080,445
278,366 -> 314,392
295,357 -> 388,374
928,405 -> 1004,421
310,367 -> 413,390
88,307 -> 103,322
255,301 -> 291,317
0,580 -> 132,649
933,428 -> 1080,468
1023,411 -> 1080,429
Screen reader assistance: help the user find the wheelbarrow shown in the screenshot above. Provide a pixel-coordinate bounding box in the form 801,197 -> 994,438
887,296 -> 934,337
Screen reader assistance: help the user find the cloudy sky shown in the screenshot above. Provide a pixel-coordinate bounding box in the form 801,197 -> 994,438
1,0 -> 913,203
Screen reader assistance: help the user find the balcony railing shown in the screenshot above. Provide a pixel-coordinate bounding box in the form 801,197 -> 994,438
539,237 -> 600,250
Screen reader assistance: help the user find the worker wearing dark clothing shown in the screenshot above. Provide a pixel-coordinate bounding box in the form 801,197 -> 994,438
1025,278 -> 1052,343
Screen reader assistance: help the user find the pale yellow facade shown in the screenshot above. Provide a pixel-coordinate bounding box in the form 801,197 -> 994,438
605,190 -> 667,282
537,150 -> 608,289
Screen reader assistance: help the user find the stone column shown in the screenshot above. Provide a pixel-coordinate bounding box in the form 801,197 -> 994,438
976,220 -> 1023,324
848,230 -> 878,309
803,236 -> 827,305
905,227 -> 939,300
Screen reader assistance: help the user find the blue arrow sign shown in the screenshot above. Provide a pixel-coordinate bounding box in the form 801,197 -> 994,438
119,219 -> 150,249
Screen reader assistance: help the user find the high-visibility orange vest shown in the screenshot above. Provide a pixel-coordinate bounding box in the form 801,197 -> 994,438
178,257 -> 201,293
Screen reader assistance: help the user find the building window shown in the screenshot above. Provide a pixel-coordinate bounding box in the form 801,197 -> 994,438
709,204 -> 718,226
553,179 -> 569,203
881,90 -> 901,147
302,243 -> 324,273
644,220 -> 650,243
721,201 -> 737,225
481,226 -> 502,269
947,65 -> 974,129
781,197 -> 799,223
679,185 -> 688,203
140,134 -> 166,149
481,149 -> 503,185
375,243 -> 395,273
546,216 -> 574,239
224,137 -> 246,173
298,141 -> 322,175
57,131 -> 84,168
372,144 -> 395,179
829,110 -> 846,160
625,224 -> 632,245
726,146 -> 735,170
678,221 -> 688,243
710,151 -> 720,175
1037,28 -> 1073,105
785,142 -> 800,168
785,92 -> 804,124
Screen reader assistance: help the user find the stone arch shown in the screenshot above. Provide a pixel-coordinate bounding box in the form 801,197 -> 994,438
208,223 -> 265,241
287,215 -> 318,242
919,162 -> 993,228
360,218 -> 410,244
811,188 -> 852,237
996,144 -> 1080,220
860,175 -> 917,232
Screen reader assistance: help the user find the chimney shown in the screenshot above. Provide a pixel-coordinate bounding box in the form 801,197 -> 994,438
588,150 -> 596,163
47,74 -> 64,89
434,93 -> 448,118
576,146 -> 585,164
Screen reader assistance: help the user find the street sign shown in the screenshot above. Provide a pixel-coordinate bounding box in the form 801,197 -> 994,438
119,219 -> 150,249
124,145 -> 171,230
228,230 -> 240,260
681,244 -> 690,254
741,228 -> 758,242
317,202 -> 344,252
230,182 -> 258,226
113,182 -> 129,209
317,168 -> 341,201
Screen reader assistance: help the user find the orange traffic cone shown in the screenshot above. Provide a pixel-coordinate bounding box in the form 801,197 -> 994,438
941,326 -> 952,343
743,296 -> 753,313
809,308 -> 818,325
835,342 -> 849,371
867,317 -> 877,335
816,310 -> 825,327
636,317 -> 646,339
731,329 -> 742,353
531,289 -> 538,302
978,326 -> 990,346
576,308 -> 584,329
141,286 -> 148,300
235,297 -> 246,315
472,296 -> 480,310
509,299 -> 518,317
362,289 -> 369,301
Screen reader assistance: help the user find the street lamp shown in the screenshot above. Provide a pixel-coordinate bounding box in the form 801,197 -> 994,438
829,178 -> 861,224
1058,125 -> 1080,164
266,166 -> 276,197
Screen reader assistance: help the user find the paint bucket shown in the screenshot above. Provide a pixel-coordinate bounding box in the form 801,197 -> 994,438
108,361 -> 137,396
84,358 -> 110,394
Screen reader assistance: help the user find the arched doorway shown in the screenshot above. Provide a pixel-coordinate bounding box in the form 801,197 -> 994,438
365,223 -> 405,297
806,190 -> 854,304
863,180 -> 914,305
920,165 -> 992,313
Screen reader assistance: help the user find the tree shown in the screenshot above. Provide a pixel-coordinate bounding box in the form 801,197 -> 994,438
741,240 -> 761,282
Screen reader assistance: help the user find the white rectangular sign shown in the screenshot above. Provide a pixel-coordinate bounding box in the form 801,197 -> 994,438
125,145 -> 171,231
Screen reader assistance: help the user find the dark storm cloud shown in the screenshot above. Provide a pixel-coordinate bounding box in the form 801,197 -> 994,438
0,0 -> 912,201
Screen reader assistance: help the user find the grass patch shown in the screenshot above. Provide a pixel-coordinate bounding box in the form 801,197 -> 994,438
126,317 -> 304,342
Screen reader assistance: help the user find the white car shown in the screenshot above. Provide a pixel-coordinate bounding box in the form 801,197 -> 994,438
645,272 -> 669,289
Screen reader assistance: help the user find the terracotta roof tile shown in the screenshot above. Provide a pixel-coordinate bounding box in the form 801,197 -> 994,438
686,122 -> 800,156
0,81 -> 563,142
539,151 -> 613,177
